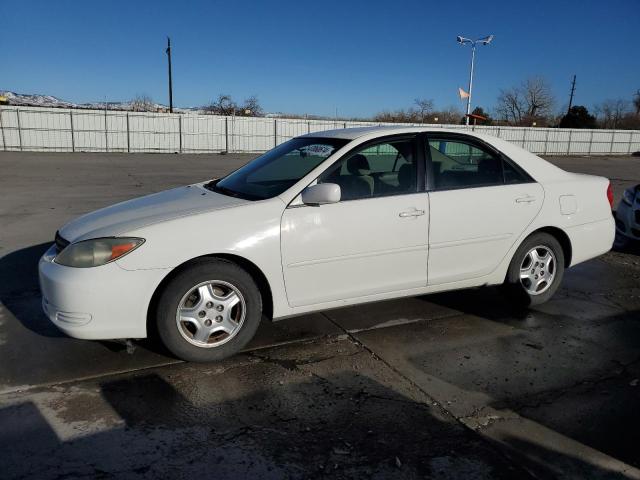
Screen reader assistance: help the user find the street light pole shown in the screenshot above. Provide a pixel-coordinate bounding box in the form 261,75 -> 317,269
466,43 -> 476,125
457,35 -> 493,126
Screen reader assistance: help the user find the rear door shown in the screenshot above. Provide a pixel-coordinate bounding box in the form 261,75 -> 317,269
425,133 -> 543,285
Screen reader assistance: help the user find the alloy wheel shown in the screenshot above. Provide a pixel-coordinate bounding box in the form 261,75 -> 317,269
175,280 -> 246,348
519,245 -> 557,296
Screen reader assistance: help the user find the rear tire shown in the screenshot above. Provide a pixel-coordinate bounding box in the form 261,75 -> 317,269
505,232 -> 565,307
155,259 -> 262,362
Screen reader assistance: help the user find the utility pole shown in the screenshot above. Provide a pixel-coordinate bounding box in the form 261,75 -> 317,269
166,37 -> 173,113
567,74 -> 576,114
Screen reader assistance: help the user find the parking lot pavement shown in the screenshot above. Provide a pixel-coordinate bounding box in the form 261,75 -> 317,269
0,337 -> 531,479
2,151 -> 640,478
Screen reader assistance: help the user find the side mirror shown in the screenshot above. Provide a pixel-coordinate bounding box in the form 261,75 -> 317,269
301,183 -> 341,205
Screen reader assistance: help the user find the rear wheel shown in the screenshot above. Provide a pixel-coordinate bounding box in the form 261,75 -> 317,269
155,259 -> 262,362
505,232 -> 565,306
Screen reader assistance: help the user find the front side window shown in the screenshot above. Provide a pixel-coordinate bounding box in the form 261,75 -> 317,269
318,138 -> 417,201
211,137 -> 348,200
428,138 -> 528,190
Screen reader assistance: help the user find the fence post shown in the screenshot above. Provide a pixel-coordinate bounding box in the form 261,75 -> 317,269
178,115 -> 182,153
274,119 -> 277,148
69,110 -> 75,152
126,113 -> 130,153
588,130 -> 594,156
629,132 -> 635,154
496,127 -> 502,138
609,130 -> 616,154
307,121 -> 311,134
343,122 -> 347,129
224,117 -> 229,153
0,107 -> 6,151
104,109 -> 109,152
566,130 -> 572,155
16,108 -> 23,151
543,128 -> 550,155
522,128 -> 527,148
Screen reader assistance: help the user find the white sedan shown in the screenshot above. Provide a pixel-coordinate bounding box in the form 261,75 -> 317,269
39,127 -> 615,361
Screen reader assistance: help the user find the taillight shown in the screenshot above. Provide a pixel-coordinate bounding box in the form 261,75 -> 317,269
606,182 -> 614,209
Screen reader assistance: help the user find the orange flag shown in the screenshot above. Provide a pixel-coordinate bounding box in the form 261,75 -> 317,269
458,87 -> 470,99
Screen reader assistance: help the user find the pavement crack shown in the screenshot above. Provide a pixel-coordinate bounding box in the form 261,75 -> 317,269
246,347 -> 359,372
319,313 -> 451,416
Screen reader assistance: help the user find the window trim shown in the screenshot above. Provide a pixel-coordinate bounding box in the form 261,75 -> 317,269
421,132 -> 535,192
299,133 -> 425,204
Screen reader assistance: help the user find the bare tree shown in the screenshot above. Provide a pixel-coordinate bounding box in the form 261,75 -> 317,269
522,77 -> 554,118
205,94 -> 238,115
594,99 -> 629,129
373,109 -> 414,123
633,89 -> 640,116
131,94 -> 154,112
432,105 -> 463,124
204,94 -> 264,117
496,87 -> 525,124
496,77 -> 554,125
241,95 -> 263,117
413,98 -> 434,123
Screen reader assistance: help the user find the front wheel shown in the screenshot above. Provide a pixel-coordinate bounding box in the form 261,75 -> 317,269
155,259 -> 262,362
505,232 -> 565,307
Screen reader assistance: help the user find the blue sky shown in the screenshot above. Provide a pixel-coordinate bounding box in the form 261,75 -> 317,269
2,0 -> 638,118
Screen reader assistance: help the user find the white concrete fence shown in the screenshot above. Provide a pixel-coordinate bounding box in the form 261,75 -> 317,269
1,105 -> 639,155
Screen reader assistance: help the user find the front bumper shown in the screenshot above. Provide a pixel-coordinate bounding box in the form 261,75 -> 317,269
615,201 -> 640,240
39,244 -> 169,339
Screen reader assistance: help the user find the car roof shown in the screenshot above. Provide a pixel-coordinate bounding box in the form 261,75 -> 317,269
300,125 -> 490,141
298,125 -> 570,184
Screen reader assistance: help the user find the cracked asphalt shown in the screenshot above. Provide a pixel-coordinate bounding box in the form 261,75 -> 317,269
1,151 -> 640,479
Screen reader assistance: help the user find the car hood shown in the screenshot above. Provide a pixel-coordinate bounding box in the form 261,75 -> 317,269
59,183 -> 249,242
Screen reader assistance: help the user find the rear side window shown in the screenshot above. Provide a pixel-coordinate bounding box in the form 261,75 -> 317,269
427,138 -> 529,190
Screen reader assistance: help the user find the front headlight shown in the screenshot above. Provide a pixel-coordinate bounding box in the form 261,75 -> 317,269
622,189 -> 635,206
55,237 -> 145,268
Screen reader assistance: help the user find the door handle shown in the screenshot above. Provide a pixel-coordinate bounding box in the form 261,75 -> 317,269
399,209 -> 425,218
515,196 -> 536,204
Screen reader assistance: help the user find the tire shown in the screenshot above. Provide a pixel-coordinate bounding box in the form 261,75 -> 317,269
155,258 -> 262,362
505,232 -> 565,307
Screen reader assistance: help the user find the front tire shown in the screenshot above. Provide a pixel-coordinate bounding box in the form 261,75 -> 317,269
155,259 -> 262,362
505,232 -> 565,307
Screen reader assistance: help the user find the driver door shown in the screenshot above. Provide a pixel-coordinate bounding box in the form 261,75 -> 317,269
280,135 -> 429,307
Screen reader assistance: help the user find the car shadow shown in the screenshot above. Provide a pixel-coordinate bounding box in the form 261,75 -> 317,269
613,232 -> 640,256
0,243 -> 169,356
423,286 -> 532,324
1,366 -> 628,479
0,242 -> 64,338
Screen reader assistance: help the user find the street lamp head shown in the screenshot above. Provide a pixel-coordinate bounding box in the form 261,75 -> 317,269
457,36 -> 472,45
478,35 -> 494,45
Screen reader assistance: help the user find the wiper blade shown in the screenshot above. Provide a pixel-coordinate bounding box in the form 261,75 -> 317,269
204,181 -> 243,198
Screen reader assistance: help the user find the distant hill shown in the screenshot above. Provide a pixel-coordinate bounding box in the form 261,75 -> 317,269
0,91 -> 196,113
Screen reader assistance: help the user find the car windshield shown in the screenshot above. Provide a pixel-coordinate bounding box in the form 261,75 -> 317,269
209,137 -> 348,200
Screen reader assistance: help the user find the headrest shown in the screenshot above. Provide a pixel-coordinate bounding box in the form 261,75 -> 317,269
347,154 -> 371,176
478,157 -> 501,174
398,163 -> 413,188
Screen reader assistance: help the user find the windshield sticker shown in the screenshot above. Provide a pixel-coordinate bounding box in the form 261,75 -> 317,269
301,144 -> 335,157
